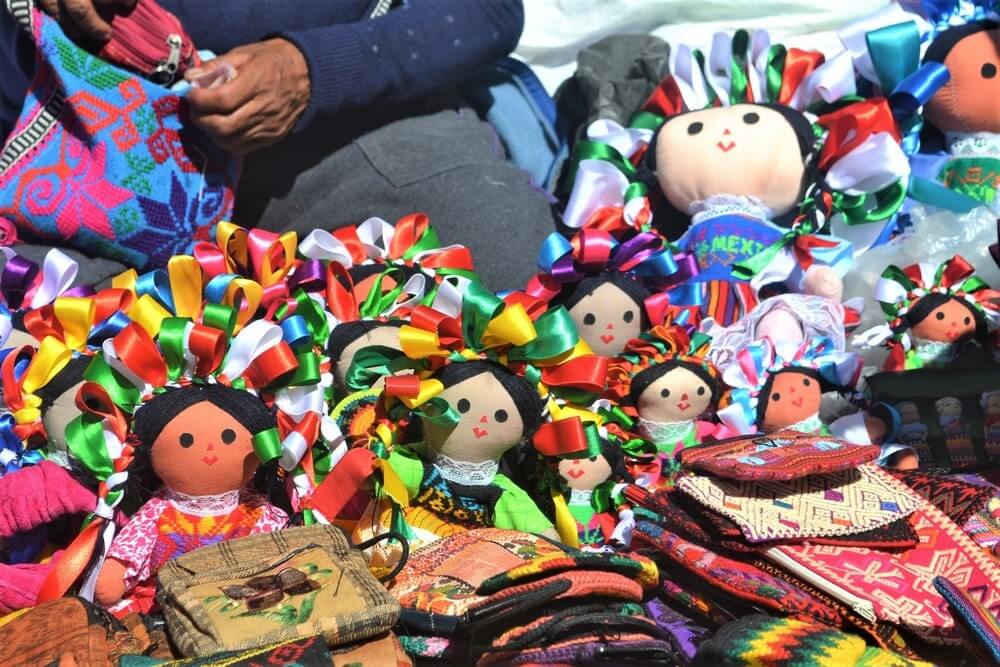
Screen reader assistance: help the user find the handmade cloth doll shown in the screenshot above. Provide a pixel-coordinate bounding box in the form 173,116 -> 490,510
533,423 -> 635,551
525,228 -> 687,357
717,337 -> 863,437
703,293 -> 849,371
564,30 -> 912,326
93,383 -> 288,615
922,18 -> 1000,212
855,254 -> 999,371
346,283 -> 608,541
604,324 -> 726,488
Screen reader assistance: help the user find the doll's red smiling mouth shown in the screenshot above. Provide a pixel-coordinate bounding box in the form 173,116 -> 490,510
566,468 -> 586,479
472,427 -> 489,439
717,140 -> 736,152
600,334 -> 615,344
201,455 -> 219,466
791,398 -> 804,408
676,402 -> 691,412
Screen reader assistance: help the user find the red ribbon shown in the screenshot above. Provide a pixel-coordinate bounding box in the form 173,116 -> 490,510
533,417 -> 592,458
325,262 -> 360,323
816,98 -> 899,171
583,206 -> 632,236
188,324 -> 226,376
306,448 -> 377,521
778,49 -> 825,106
245,342 -> 298,389
93,289 -> 135,323
384,375 -> 421,398
939,255 -> 975,290
113,324 -> 168,388
540,355 -> 610,394
409,306 -> 463,350
642,75 -> 686,116
331,227 -> 368,266
388,213 -> 429,259
792,234 -> 840,270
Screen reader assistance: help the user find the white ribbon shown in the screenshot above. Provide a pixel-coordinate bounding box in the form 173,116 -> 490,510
707,32 -> 734,106
873,276 -> 909,306
7,248 -> 78,309
717,402 -> 756,436
274,384 -> 327,422
563,159 -> 630,230
749,30 -> 772,103
788,50 -> 857,110
610,507 -> 635,548
671,43 -> 709,110
852,323 -> 895,349
0,315 -> 11,350
279,427 -> 310,473
825,133 -> 910,196
298,229 -> 354,267
430,276 -> 468,318
387,274 -> 427,316
220,319 -> 282,380
586,119 -> 651,158
356,217 -> 395,260
78,423 -> 127,601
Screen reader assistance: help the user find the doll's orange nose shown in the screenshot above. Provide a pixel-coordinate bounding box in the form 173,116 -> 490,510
206,442 -> 215,451
722,128 -> 732,135
789,387 -> 796,394
605,323 -> 614,330
480,415 -> 489,423
681,393 -> 689,401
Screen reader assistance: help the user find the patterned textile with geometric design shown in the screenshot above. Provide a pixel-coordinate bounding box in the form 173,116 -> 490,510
933,576 -> 1000,664
0,1 -> 237,270
677,464 -> 923,543
891,470 -> 996,526
767,501 -> 1000,644
678,431 -> 880,481
633,521 -> 843,626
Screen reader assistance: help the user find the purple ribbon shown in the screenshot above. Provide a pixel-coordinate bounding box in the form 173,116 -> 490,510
1,256 -> 39,309
288,259 -> 326,293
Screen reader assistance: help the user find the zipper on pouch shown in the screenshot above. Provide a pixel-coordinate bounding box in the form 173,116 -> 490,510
370,0 -> 394,18
764,547 -> 878,624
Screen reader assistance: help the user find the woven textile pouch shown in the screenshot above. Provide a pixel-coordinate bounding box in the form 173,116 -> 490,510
677,431 -> 880,481
933,576 -> 1000,664
677,464 -> 923,543
890,469 -> 995,526
118,635 -> 332,667
632,521 -> 842,626
0,0 -> 237,270
691,615 -> 931,667
767,501 -> 1000,644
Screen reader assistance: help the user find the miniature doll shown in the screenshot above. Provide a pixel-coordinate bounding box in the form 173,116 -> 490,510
94,383 -> 288,615
526,228 -> 683,357
934,396 -> 977,467
856,254 -> 998,371
897,401 -> 933,466
982,390 -> 1000,461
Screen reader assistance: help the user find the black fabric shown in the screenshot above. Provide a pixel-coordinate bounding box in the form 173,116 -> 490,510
923,20 -> 998,64
327,319 -> 404,365
36,354 -> 91,408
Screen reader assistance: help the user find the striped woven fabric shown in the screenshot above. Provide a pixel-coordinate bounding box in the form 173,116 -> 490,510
934,576 -> 1000,664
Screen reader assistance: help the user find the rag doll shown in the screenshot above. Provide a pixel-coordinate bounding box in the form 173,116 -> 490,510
387,360 -> 556,537
534,432 -> 634,551
982,390 -> 1000,460
923,20 -> 1000,212
855,254 -> 999,371
94,383 -> 288,615
567,31 -> 910,326
526,228 -> 683,357
934,395 -> 977,466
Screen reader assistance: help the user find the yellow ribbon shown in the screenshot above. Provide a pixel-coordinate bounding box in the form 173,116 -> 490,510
482,303 -> 536,349
53,297 -> 96,351
15,336 -> 73,424
551,490 -> 579,548
167,255 -> 203,319
128,295 -> 171,337
399,326 -> 449,359
111,269 -> 137,293
224,278 -> 263,332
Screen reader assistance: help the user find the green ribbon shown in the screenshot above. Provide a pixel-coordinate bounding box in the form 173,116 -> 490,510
359,268 -> 407,320
591,480 -> 626,514
284,352 -> 321,388
83,356 -> 141,414
508,307 -> 578,363
624,182 -> 648,203
628,111 -> 665,131
563,140 -> 639,196
599,405 -> 636,430
344,346 -> 421,393
765,44 -> 787,103
293,290 -> 330,348
202,303 -> 238,338
461,281 -> 506,352
732,225 -> 815,281
401,226 -> 441,261
252,427 -> 282,464
158,317 -> 191,381
728,30 -> 751,103
412,397 -> 460,430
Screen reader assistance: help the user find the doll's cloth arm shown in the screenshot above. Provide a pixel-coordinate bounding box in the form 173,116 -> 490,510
492,474 -> 554,535
104,497 -> 168,593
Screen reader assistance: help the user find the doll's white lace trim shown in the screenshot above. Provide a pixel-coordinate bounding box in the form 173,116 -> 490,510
432,452 -> 498,486
690,194 -> 773,225
787,412 -> 824,434
165,487 -> 241,515
569,488 -> 594,506
946,132 -> 1000,159
637,418 -> 695,445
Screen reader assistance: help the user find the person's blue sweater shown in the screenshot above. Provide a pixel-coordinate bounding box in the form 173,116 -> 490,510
157,0 -> 524,131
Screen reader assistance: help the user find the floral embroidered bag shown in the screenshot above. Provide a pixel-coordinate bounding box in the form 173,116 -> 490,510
0,0 -> 237,270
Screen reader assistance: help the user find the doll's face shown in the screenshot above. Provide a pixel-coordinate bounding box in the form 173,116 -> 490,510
925,28 -> 1000,134
754,307 -> 804,347
935,397 -> 962,417
910,298 -> 976,343
567,282 -> 643,357
423,371 -> 525,464
898,402 -> 921,424
150,401 -> 257,496
655,104 -> 807,216
335,325 -> 404,388
557,455 -> 612,491
985,394 -> 1000,414
760,370 -> 822,432
637,365 -> 713,423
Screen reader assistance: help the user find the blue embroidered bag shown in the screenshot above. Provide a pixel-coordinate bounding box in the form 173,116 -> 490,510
0,0 -> 238,270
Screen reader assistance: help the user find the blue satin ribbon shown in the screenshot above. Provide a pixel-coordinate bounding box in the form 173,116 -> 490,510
88,311 -> 132,346
280,315 -> 312,350
537,233 -> 573,273
205,274 -> 238,304
908,176 -> 983,213
0,413 -> 43,476
664,283 -> 706,308
135,270 -> 176,314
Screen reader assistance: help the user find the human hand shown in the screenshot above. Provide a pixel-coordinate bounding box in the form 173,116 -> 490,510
36,0 -> 137,44
186,39 -> 311,156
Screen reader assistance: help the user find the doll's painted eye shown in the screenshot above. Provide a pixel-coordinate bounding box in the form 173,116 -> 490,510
964,316 -> 971,325
583,313 -> 596,326
936,311 -> 945,321
456,398 -> 471,414
743,112 -> 760,124
221,428 -> 237,445
179,433 -> 195,448
697,386 -> 706,396
982,63 -> 997,79
623,311 -> 635,323
771,392 -> 781,402
687,121 -> 703,135
495,409 -> 509,423
660,387 -> 671,398
803,378 -> 811,387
